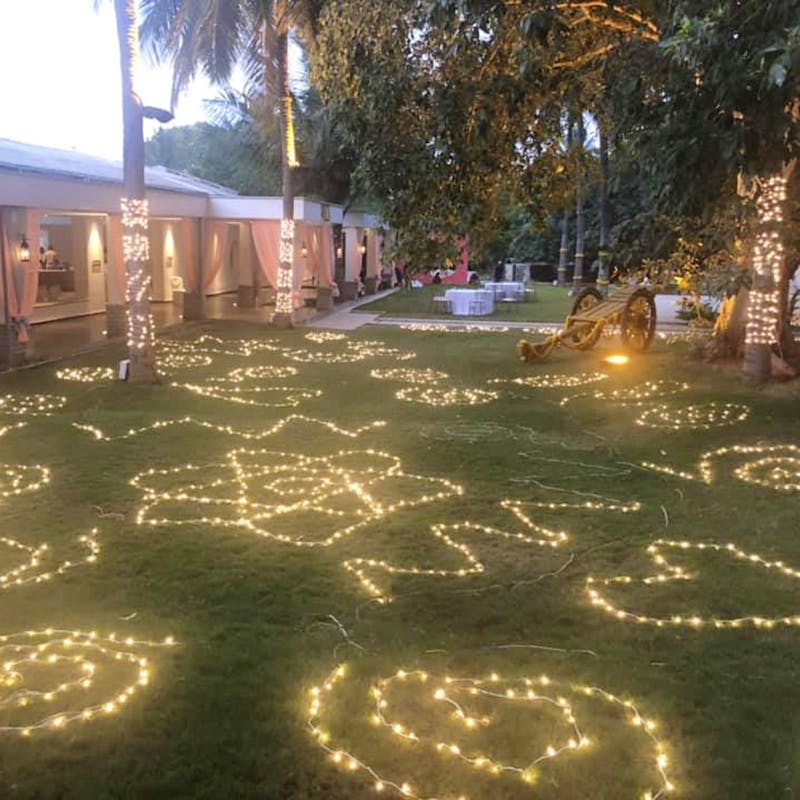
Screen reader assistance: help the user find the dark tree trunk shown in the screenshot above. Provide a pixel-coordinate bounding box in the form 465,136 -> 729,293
572,113 -> 586,295
598,122 -> 611,296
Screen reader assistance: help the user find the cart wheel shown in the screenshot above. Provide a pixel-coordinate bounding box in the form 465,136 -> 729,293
620,288 -> 657,351
570,286 -> 602,317
567,286 -> 603,347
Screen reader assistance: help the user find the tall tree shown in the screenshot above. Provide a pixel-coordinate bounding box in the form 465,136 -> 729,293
141,0 -> 320,327
113,0 -> 159,383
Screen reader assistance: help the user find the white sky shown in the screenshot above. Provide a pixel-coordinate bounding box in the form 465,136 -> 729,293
0,1 -> 223,160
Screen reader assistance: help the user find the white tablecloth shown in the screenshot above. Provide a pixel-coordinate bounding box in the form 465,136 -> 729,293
483,281 -> 525,301
444,288 -> 495,316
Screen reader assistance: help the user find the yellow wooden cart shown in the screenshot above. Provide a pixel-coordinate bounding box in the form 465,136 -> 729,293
518,284 -> 657,361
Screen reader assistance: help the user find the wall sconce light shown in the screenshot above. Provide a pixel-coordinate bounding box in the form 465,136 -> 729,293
336,246 -> 343,259
300,242 -> 308,258
18,235 -> 30,263
358,244 -> 367,256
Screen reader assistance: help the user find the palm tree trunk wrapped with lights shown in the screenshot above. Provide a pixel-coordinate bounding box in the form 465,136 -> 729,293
114,0 -> 158,383
274,30 -> 297,328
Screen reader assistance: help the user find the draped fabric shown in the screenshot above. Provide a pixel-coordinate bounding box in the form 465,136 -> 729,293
318,223 -> 334,288
107,213 -> 127,305
0,208 -> 40,341
181,219 -> 199,292
251,220 -> 281,290
201,221 -> 229,292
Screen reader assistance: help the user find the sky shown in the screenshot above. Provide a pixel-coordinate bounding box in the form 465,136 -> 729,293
0,0 -> 221,160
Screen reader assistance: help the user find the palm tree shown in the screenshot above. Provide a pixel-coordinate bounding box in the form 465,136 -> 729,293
113,0 -> 159,382
141,0 -> 319,328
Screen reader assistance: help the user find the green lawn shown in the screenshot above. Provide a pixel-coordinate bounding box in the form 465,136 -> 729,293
356,283 -> 575,323
0,322 -> 798,799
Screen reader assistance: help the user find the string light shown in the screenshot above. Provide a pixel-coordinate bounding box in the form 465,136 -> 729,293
395,386 -> 499,407
560,380 -> 690,407
0,531 -> 99,589
281,341 -> 416,365
308,663 -> 674,799
306,331 -> 347,343
55,367 -> 115,383
157,342 -> 213,370
0,628 -> 176,735
370,368 -> 450,383
0,395 -> 67,416
490,372 -> 609,389
175,381 -> 322,409
587,538 -> 800,630
131,448 -> 462,549
0,463 -> 50,499
73,416 -> 387,443
161,335 -> 283,359
121,197 -> 154,354
746,175 -> 787,346
277,219 -> 295,316
634,402 -> 751,431
343,500 -> 570,603
642,443 -> 800,492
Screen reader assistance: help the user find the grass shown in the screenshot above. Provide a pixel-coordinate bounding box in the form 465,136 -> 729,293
0,321 -> 798,799
356,283 -> 575,323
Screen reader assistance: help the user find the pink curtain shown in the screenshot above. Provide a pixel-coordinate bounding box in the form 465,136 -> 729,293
181,219 -> 199,292
251,220 -> 281,289
0,209 -> 39,341
318,223 -> 334,288
201,221 -> 229,292
107,213 -> 127,304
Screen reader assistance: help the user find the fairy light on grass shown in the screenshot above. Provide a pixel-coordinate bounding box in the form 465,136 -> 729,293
586,538 -> 800,630
56,367 -> 115,383
491,372 -> 609,390
308,663 -> 674,799
370,368 -> 450,383
642,443 -> 800,492
131,447 -> 462,549
635,402 -> 751,431
344,500 -> 569,603
560,380 -> 690,408
0,628 -> 176,735
0,531 -> 99,589
395,386 -> 499,407
0,395 -> 68,416
73,416 -> 387,443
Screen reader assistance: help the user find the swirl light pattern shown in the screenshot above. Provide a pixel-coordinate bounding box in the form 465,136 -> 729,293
0,628 -> 176,735
306,331 -> 347,343
396,386 -> 499,407
370,368 -> 450,383
0,531 -> 99,589
343,500 -> 569,603
132,448 -> 462,548
282,340 -> 416,365
0,395 -> 67,416
587,539 -> 800,629
74,416 -> 386,443
175,382 -> 322,408
635,402 -> 750,431
642,443 -> 800,492
308,663 -> 674,799
56,367 -> 115,383
560,380 -> 689,408
491,372 -> 608,390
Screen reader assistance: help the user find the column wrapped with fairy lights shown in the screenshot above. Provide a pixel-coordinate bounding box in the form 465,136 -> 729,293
114,0 -> 158,380
745,175 -> 787,349
121,198 -> 154,354
273,30 -> 298,324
